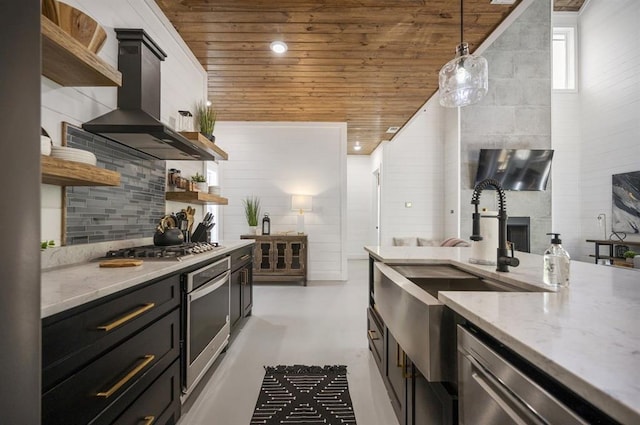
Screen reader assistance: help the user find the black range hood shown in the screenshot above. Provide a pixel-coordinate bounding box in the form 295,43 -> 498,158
83,29 -> 218,161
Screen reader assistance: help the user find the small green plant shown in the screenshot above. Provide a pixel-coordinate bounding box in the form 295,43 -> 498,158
41,240 -> 55,250
623,250 -> 637,259
191,172 -> 206,183
196,101 -> 217,137
243,196 -> 261,227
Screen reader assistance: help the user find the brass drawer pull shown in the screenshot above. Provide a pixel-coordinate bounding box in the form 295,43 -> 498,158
97,303 -> 155,332
96,354 -> 155,398
142,416 -> 155,425
240,254 -> 251,261
367,330 -> 379,341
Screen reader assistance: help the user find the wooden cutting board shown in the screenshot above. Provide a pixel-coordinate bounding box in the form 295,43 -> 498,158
99,259 -> 143,268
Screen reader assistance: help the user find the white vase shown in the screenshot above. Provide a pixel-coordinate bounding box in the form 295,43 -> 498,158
248,226 -> 257,235
196,182 -> 208,192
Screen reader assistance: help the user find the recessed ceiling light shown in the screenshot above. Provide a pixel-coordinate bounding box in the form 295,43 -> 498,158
386,126 -> 400,134
270,41 -> 288,54
354,142 -> 362,151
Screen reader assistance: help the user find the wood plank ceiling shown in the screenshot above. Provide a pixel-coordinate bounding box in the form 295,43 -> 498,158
157,0 -> 582,155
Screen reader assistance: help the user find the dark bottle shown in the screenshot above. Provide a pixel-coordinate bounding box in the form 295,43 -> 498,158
262,213 -> 271,235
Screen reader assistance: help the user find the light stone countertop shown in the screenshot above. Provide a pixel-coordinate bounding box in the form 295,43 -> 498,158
41,240 -> 254,319
365,245 -> 640,425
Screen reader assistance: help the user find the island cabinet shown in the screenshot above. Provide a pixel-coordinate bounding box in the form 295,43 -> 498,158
241,234 -> 307,285
42,274 -> 181,425
230,244 -> 254,331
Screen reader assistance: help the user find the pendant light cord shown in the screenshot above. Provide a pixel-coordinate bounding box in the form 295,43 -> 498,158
460,0 -> 464,44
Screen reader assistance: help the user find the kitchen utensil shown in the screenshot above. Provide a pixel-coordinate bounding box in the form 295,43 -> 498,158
99,259 -> 143,268
153,228 -> 184,246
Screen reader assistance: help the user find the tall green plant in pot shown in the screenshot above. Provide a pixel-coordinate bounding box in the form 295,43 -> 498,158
196,101 -> 217,142
243,196 -> 261,234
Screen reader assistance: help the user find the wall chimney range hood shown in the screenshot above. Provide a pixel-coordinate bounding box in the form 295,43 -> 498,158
83,29 -> 219,161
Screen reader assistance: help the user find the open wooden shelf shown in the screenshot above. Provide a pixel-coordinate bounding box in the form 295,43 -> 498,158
41,155 -> 121,186
165,191 -> 229,205
41,16 -> 122,87
179,132 -> 229,161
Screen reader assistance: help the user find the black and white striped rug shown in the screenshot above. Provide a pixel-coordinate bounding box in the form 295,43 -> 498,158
250,365 -> 357,424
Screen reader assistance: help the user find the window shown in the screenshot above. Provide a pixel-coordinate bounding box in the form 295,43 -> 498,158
552,26 -> 577,91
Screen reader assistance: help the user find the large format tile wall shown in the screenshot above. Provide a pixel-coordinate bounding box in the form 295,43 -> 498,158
216,122 -> 348,280
460,0 -> 552,255
65,126 -> 165,245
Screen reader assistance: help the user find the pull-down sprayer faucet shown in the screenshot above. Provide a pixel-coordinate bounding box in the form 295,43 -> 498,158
471,178 -> 520,272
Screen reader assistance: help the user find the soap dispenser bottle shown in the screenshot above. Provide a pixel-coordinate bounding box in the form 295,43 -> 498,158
543,233 -> 570,287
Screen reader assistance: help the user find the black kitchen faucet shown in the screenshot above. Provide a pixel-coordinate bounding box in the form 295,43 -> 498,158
471,178 -> 520,272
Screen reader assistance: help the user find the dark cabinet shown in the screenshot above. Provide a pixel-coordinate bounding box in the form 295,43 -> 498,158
42,274 -> 181,425
230,245 -> 253,331
241,234 -> 307,285
386,330 -> 406,422
367,307 -> 384,374
406,359 -> 457,425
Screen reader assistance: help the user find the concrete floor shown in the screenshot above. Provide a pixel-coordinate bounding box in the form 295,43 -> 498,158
178,259 -> 399,425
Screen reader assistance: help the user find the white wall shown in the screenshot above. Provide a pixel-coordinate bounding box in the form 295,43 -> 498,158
578,0 -> 640,252
216,122 -> 348,280
41,0 -> 207,244
347,156 -> 373,259
379,102 -> 445,246
443,107 -> 460,238
552,1 -> 640,261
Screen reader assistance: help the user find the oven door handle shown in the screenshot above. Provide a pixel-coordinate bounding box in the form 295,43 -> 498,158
188,271 -> 230,302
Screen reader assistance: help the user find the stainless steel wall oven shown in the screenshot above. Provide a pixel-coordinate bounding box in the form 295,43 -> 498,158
182,257 -> 230,399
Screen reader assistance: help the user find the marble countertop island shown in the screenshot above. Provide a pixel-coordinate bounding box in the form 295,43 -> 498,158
41,240 -> 254,319
365,245 -> 640,424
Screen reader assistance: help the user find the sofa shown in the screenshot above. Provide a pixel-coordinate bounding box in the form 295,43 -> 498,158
392,237 -> 471,247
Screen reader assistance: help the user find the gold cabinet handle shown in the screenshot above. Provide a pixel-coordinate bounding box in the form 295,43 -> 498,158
96,354 -> 155,398
142,416 -> 155,425
240,254 -> 251,261
241,268 -> 249,285
367,330 -> 379,341
97,303 -> 155,332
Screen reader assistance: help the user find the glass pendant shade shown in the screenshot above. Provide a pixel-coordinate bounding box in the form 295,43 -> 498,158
439,42 -> 488,108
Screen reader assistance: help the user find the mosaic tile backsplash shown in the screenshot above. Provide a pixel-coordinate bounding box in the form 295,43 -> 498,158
65,125 -> 166,245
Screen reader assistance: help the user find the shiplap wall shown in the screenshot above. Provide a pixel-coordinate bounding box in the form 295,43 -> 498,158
41,0 -> 207,244
216,122 -> 348,280
577,0 -> 640,256
379,105 -> 445,246
443,107 -> 460,238
347,156 -> 374,258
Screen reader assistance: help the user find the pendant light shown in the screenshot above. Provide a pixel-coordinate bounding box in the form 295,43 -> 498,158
438,0 -> 488,108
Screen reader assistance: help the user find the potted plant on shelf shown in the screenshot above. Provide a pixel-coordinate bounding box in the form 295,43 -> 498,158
196,101 -> 217,142
243,196 -> 261,235
623,250 -> 637,264
191,172 -> 207,192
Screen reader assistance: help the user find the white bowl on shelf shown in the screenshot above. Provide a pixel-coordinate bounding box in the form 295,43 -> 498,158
208,185 -> 220,195
41,136 -> 52,156
51,146 -> 97,166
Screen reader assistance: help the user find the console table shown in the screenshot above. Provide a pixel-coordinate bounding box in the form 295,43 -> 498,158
586,239 -> 640,264
240,234 -> 307,285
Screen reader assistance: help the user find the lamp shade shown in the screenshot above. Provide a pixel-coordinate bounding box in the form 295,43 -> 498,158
438,42 -> 488,108
291,195 -> 312,212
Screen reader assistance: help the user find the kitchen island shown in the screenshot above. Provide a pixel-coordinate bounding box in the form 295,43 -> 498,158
365,245 -> 640,424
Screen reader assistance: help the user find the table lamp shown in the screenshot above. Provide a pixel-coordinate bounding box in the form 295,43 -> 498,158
291,195 -> 312,235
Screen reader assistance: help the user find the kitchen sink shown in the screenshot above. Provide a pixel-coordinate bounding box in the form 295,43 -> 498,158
390,264 -> 536,298
373,263 -> 545,384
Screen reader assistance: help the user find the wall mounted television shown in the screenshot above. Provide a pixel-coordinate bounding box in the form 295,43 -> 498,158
474,149 -> 554,191
612,171 -> 640,233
